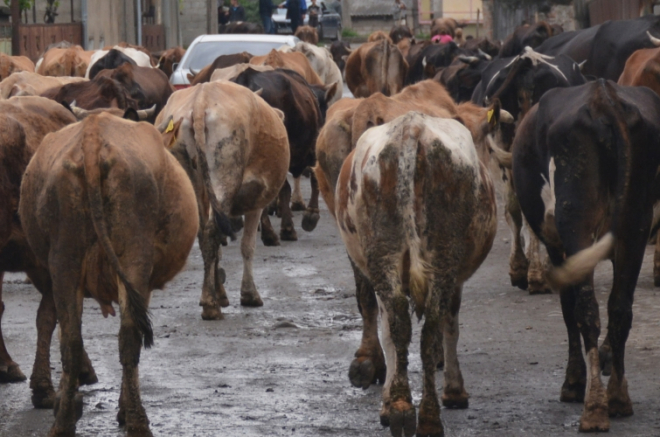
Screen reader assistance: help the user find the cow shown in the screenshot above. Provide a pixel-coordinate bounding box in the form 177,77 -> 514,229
472,47 -> 587,294
406,41 -> 460,85
499,21 -> 553,58
435,53 -> 492,103
86,46 -> 153,79
389,25 -> 413,44
41,74 -> 139,111
315,83 -> 514,403
334,111 -> 497,436
36,46 -> 92,77
232,67 -> 337,242
618,46 -> 660,96
155,81 -> 290,320
0,71 -> 85,99
19,110 -> 198,436
329,40 -> 352,73
510,79 -> 660,432
34,40 -> 74,71
431,17 -> 459,37
462,36 -> 501,58
188,52 -> 253,85
219,21 -> 264,33
0,53 -> 34,81
97,62 -> 174,122
209,64 -> 273,82
157,46 -> 186,78
345,39 -> 408,97
367,30 -> 392,43
250,49 -> 323,85
106,42 -> 156,66
282,42 -> 343,104
0,96 -> 99,408
536,15 -> 660,81
295,25 -> 319,44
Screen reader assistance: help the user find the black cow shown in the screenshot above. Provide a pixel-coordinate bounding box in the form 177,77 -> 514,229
511,79 -> 660,432
87,49 -> 137,80
536,15 -> 660,80
435,52 -> 491,103
232,68 -> 336,244
499,21 -> 553,58
406,41 -> 460,85
329,40 -> 351,73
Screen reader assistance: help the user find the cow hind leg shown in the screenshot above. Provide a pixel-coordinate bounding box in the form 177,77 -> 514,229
279,180 -> 298,241
116,279 -> 152,437
504,191 -> 529,290
441,285 -> 468,409
0,274 -> 27,383
348,260 -> 386,389
199,219 -> 227,320
416,283 -> 443,437
525,228 -> 551,295
240,210 -> 264,307
301,172 -> 321,232
559,285 -> 587,403
654,231 -> 660,286
291,176 -> 306,211
260,208 -> 280,246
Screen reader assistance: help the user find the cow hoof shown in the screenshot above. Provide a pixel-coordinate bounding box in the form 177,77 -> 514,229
560,381 -> 586,403
441,390 -> 469,409
509,273 -> 528,291
280,228 -> 298,241
78,367 -> 98,386
608,397 -> 633,418
389,401 -> 417,437
218,296 -> 230,308
291,200 -> 306,211
32,388 -> 56,409
0,363 -> 27,383
126,423 -> 154,437
201,305 -> 223,320
349,358 -> 376,389
436,358 -> 444,369
47,425 -> 76,437
53,392 -> 84,421
578,406 -> 609,432
117,407 -> 126,425
301,209 -> 320,232
261,231 -> 280,246
416,417 -> 444,437
240,295 -> 264,307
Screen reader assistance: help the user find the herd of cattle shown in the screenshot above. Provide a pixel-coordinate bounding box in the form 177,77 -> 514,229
1,13 -> 660,437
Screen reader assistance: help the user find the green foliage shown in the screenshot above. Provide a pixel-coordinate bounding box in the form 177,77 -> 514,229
4,0 -> 33,12
415,31 -> 429,40
341,27 -> 358,38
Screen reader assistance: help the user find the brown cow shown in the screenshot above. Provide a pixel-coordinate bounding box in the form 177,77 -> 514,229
250,49 -> 323,85
188,52 -> 253,85
295,25 -> 319,44
36,46 -> 92,77
97,62 -> 174,122
0,97 -> 100,408
329,40 -> 352,73
19,111 -> 198,436
0,71 -> 85,99
155,81 -> 290,320
41,74 -> 138,111
0,53 -> 35,81
367,30 -> 392,43
431,17 -> 459,37
344,39 -> 408,97
157,46 -> 186,78
390,25 -> 413,44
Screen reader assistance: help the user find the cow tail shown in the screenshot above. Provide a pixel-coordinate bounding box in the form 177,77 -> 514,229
81,128 -> 154,348
192,97 -> 236,241
549,81 -> 633,288
381,39 -> 390,95
399,122 -> 432,319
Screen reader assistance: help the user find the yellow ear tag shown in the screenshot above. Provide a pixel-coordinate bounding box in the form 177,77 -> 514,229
165,119 -> 175,134
487,109 -> 494,123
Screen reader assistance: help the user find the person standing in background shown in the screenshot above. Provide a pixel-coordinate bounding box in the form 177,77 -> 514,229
260,0 -> 275,33
279,0 -> 303,34
308,0 -> 320,28
228,0 -> 246,22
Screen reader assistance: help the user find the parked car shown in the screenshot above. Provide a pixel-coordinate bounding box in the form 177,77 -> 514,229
170,34 -> 300,89
273,0 -> 341,40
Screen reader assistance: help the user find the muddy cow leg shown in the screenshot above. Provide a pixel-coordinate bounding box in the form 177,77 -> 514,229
240,210 -> 264,307
291,176 -> 306,211
558,284 -> 587,403
654,230 -> 660,286
525,226 -> 551,295
279,180 -> 298,242
302,172 -> 321,232
199,219 -> 227,320
348,260 -> 386,390
373,267 -> 415,436
416,278 -> 443,437
441,284 -> 468,409
504,184 -> 529,290
260,208 -> 280,247
49,251 -> 85,437
116,280 -> 152,437
599,332 -> 612,377
0,272 -> 27,383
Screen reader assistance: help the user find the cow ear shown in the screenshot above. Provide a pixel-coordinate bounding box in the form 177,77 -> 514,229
325,81 -> 338,103
123,108 -> 140,122
161,118 -> 183,151
486,99 -> 514,131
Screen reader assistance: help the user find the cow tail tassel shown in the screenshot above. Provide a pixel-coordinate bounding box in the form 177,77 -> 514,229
81,127 -> 153,348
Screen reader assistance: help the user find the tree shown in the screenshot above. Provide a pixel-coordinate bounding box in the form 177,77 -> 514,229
4,0 -> 32,12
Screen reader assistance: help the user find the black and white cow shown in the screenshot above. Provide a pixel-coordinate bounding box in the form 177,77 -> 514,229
511,79 -> 660,432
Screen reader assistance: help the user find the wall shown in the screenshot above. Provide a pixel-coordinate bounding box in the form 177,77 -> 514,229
179,0 -> 216,47
87,0 -> 135,49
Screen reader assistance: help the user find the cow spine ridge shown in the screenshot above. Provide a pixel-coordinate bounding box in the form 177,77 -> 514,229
400,123 -> 431,318
81,123 -> 154,348
191,94 -> 236,240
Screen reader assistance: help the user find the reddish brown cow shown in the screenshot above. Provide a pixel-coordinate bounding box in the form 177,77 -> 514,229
188,52 -> 252,85
295,25 -> 319,44
431,17 -> 459,37
367,30 -> 392,43
250,49 -> 323,85
0,53 -> 35,81
345,39 -> 408,97
37,46 -> 92,77
41,75 -> 138,110
618,46 -> 660,95
157,46 -> 186,77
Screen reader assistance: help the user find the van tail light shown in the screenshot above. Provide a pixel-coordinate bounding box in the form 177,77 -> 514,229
174,84 -> 191,90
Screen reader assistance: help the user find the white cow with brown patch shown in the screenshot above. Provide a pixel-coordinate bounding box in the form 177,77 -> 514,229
335,111 -> 497,436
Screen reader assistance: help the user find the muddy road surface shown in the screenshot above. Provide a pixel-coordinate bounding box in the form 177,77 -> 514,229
2,179 -> 660,437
